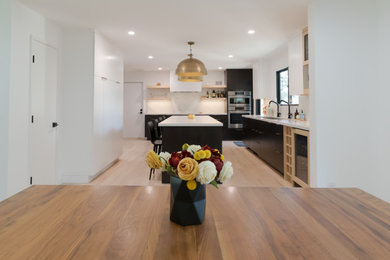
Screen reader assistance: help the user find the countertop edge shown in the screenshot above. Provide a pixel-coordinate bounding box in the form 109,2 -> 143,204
243,115 -> 310,131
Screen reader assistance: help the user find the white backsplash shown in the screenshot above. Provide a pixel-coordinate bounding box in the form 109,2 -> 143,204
146,90 -> 227,114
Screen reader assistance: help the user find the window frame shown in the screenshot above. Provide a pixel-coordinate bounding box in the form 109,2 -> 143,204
276,67 -> 289,104
276,67 -> 299,106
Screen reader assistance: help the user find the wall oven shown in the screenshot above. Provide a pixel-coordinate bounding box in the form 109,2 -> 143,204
228,111 -> 250,128
228,91 -> 251,128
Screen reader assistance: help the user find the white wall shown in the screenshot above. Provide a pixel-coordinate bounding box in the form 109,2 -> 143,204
7,1 -> 62,197
125,70 -> 226,115
93,32 -> 124,176
253,45 -> 310,119
309,0 -> 390,201
59,28 -> 124,183
59,27 -> 95,183
0,0 -> 12,200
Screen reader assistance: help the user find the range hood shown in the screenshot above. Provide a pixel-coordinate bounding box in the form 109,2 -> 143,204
169,70 -> 202,92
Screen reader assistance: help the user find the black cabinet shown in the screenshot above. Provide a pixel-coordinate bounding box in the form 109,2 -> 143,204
226,69 -> 253,91
243,118 -> 284,174
208,115 -> 242,141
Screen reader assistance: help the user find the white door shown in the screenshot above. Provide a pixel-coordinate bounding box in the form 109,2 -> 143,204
123,82 -> 144,138
29,39 -> 58,185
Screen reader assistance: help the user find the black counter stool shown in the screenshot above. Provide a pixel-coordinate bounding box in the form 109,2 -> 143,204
153,118 -> 162,139
147,121 -> 162,180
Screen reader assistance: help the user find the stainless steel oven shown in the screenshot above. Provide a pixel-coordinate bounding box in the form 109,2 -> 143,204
228,91 -> 251,105
228,111 -> 251,128
228,91 -> 251,128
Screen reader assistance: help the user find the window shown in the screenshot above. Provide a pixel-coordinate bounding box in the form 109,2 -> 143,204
276,68 -> 299,105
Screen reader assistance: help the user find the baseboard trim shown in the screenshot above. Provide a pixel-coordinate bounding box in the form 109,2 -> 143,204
61,158 -> 119,184
88,159 -> 119,182
61,175 -> 90,184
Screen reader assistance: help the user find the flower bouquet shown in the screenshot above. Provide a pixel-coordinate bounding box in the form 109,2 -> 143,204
145,143 -> 233,225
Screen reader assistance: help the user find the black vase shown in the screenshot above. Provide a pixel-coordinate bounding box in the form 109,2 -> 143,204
170,176 -> 206,226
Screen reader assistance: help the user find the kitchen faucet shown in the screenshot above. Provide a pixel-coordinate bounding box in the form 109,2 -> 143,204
279,100 -> 292,119
268,100 -> 281,117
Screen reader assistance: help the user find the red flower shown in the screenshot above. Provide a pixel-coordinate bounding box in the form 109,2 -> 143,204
168,151 -> 193,169
169,152 -> 181,168
212,158 -> 224,174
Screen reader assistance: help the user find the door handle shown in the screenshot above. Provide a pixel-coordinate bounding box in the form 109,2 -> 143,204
139,108 -> 143,114
52,122 -> 59,128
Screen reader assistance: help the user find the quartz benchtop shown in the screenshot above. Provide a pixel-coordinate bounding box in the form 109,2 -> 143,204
243,115 -> 310,131
159,115 -> 223,127
146,113 -> 227,116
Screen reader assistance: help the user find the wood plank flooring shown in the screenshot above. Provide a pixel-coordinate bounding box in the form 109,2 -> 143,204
2,185 -> 390,259
92,139 -> 291,187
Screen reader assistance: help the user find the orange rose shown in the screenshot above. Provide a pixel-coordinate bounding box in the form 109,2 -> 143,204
177,158 -> 199,180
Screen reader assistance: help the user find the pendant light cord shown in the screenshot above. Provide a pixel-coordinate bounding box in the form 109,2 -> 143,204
188,41 -> 194,58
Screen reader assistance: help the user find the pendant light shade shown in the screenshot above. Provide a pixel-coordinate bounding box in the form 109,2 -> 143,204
177,75 -> 204,82
176,42 -> 207,82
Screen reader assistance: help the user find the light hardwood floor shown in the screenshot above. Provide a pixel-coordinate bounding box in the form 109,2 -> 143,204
92,139 -> 292,187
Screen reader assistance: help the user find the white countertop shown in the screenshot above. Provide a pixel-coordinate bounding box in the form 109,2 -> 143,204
159,115 -> 223,127
146,113 -> 227,116
243,115 -> 310,131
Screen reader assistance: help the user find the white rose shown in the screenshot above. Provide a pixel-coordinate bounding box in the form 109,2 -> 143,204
196,161 -> 217,184
218,161 -> 233,182
159,152 -> 171,170
187,145 -> 202,155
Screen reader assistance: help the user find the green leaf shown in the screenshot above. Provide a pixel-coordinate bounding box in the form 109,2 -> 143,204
210,180 -> 219,189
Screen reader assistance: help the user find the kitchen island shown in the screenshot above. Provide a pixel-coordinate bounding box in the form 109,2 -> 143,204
2,185 -> 390,259
159,115 -> 223,153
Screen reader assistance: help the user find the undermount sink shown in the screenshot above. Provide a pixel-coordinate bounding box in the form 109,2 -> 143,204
261,116 -> 284,120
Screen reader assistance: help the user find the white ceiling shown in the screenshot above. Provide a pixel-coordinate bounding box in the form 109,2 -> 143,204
19,0 -> 309,71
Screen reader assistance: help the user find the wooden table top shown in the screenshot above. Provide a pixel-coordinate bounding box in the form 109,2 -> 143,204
1,185 -> 390,259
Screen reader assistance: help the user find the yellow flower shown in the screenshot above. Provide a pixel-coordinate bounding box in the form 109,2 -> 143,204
194,152 -> 201,161
204,150 -> 211,159
194,150 -> 207,160
177,158 -> 199,181
145,150 -> 163,169
186,180 -> 197,190
182,143 -> 189,151
215,149 -> 220,154
198,150 -> 206,159
220,154 -> 224,161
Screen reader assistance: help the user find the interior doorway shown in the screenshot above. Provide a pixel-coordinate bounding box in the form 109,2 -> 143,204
123,82 -> 144,138
29,39 -> 58,185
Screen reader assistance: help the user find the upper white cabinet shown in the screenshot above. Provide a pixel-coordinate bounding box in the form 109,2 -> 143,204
288,32 -> 304,95
94,32 -> 123,83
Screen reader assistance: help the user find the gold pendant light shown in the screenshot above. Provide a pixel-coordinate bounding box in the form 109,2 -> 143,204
175,41 -> 207,82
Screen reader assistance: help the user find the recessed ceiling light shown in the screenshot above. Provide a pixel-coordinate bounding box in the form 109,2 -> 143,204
158,67 -> 163,70
218,67 -> 223,70
248,29 -> 255,34
228,54 -> 234,58
128,31 -> 135,35
148,55 -> 154,59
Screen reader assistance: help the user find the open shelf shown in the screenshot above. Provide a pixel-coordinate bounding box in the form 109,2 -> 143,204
202,85 -> 226,89
201,97 -> 226,101
146,97 -> 171,101
147,85 -> 170,89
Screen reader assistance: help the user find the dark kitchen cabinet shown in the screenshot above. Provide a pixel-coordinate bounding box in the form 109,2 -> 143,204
209,115 -> 242,141
225,69 -> 253,92
243,118 -> 284,174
